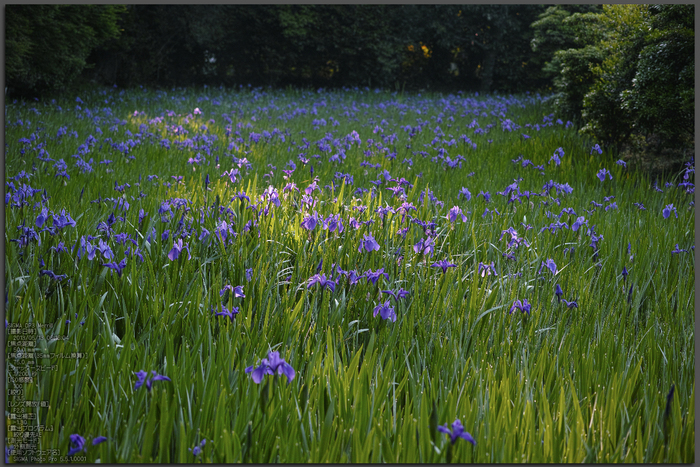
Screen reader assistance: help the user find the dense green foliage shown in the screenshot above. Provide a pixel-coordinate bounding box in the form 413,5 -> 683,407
6,5 -> 550,95
5,5 -> 124,94
5,86 -> 695,463
532,4 -> 694,162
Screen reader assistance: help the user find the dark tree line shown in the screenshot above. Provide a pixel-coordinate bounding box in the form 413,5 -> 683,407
5,5 -> 550,94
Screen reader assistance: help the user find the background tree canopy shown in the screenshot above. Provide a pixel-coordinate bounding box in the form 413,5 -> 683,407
5,4 -> 694,166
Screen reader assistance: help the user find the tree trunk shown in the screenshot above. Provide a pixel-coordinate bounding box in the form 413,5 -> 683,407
479,48 -> 496,94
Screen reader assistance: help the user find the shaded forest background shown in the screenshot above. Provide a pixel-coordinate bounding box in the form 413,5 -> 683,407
5,4 -> 694,167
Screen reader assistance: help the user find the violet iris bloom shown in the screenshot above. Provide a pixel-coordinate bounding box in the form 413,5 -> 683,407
220,285 -> 245,298
324,214 -> 344,233
447,206 -> 467,223
307,274 -> 335,292
477,191 -> 491,203
540,259 -> 557,275
662,204 -> 677,219
364,268 -> 388,285
373,301 -> 397,322
92,436 -> 107,446
190,439 -> 206,458
381,288 -> 409,302
413,237 -> 435,256
40,269 -> 68,281
168,239 -> 191,261
431,260 -> 457,273
68,434 -> 87,456
103,258 -> 127,277
245,350 -> 295,383
596,169 -> 612,182
571,216 -> 587,232
510,299 -> 532,315
358,234 -> 380,252
97,239 -> 114,260
134,370 -> 171,392
36,206 -> 49,228
561,299 -> 578,309
300,212 -> 319,231
52,209 -> 77,229
347,270 -> 364,285
671,244 -> 688,255
478,262 -> 497,277
215,305 -> 239,322
437,419 -> 476,445
554,284 -> 563,302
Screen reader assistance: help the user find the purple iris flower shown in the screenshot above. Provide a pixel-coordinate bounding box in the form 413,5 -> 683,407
220,285 -> 245,298
52,209 -> 77,229
235,191 -> 250,203
68,434 -> 87,456
571,216 -> 587,232
304,179 -> 320,196
245,350 -> 295,383
168,239 -> 191,261
413,237 -> 435,256
459,187 -> 471,201
300,212 -> 319,231
561,299 -> 578,309
671,244 -> 688,255
662,204 -> 677,219
138,209 -> 148,225
358,234 -> 380,252
364,268 -> 388,285
92,436 -> 107,446
215,305 -> 239,322
478,262 -> 497,277
36,206 -> 49,228
381,288 -> 409,302
616,159 -> 627,168
510,299 -> 532,315
591,144 -> 602,155
540,259 -> 557,275
431,260 -> 457,273
51,242 -> 68,254
437,419 -> 476,446
324,214 -> 344,233
347,270 -> 364,285
97,239 -> 114,260
554,284 -> 563,302
621,267 -> 628,280
102,258 -> 127,277
246,268 -> 253,282
307,274 -> 335,292
134,370 -> 171,392
447,206 -> 467,223
40,269 -> 68,281
596,169 -> 612,182
222,168 -> 240,183
189,439 -> 206,458
477,191 -> 491,203
373,300 -> 397,322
